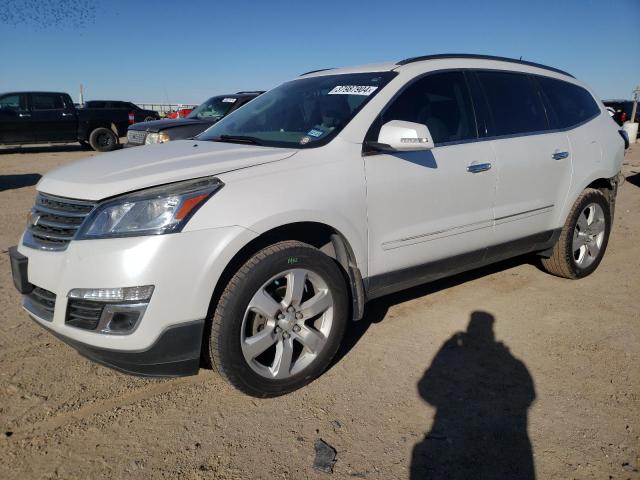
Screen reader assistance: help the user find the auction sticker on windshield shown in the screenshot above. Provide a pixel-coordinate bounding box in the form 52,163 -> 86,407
328,85 -> 378,96
222,98 -> 237,103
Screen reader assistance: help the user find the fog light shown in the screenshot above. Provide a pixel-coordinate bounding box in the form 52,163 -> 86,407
107,311 -> 141,332
68,285 -> 154,303
99,303 -> 149,335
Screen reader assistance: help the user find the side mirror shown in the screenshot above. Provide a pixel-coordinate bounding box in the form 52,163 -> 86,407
368,120 -> 435,152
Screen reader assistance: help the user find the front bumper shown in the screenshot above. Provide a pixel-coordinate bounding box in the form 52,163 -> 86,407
11,225 -> 258,376
30,315 -> 205,377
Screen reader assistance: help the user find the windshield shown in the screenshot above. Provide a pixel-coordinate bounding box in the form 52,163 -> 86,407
197,72 -> 397,148
187,96 -> 236,120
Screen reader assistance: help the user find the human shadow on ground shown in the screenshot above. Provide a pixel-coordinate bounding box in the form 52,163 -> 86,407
0,173 -> 42,192
410,311 -> 536,479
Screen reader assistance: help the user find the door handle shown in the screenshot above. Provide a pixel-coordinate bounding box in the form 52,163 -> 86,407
18,113 -> 31,118
466,162 -> 492,173
61,112 -> 73,117
552,151 -> 569,160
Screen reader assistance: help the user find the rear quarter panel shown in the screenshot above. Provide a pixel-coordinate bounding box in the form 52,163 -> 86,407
558,111 -> 624,226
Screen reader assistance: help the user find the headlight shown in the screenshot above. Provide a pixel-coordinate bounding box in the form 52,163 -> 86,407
145,132 -> 170,144
77,177 -> 223,239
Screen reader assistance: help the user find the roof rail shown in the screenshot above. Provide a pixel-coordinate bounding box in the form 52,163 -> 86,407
396,54 -> 574,78
235,91 -> 266,95
299,68 -> 334,76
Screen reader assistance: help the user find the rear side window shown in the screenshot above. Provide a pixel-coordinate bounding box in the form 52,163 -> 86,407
477,71 -> 548,136
537,77 -> 600,129
87,101 -> 106,108
379,71 -> 477,144
32,93 -> 64,110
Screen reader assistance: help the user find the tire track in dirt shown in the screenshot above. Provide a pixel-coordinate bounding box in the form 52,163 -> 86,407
11,375 -> 205,440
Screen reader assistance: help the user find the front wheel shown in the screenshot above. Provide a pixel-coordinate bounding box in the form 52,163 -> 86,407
207,241 -> 349,397
541,188 -> 612,279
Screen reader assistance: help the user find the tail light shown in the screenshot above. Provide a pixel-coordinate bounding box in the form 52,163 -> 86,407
620,112 -> 627,123
128,112 -> 135,124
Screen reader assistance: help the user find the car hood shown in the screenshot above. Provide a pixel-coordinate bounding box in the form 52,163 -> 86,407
129,118 -> 213,133
38,140 -> 298,201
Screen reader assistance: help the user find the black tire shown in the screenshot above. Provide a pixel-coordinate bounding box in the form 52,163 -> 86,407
541,188 -> 612,279
207,240 -> 349,397
144,116 -> 155,122
88,127 -> 118,152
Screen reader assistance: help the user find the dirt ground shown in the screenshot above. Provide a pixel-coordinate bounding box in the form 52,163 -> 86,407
0,143 -> 639,480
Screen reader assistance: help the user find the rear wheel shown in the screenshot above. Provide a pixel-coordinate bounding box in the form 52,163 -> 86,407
88,127 -> 118,152
207,241 -> 349,397
541,188 -> 611,279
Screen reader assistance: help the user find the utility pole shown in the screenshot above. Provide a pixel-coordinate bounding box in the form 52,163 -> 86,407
79,84 -> 84,106
631,85 -> 639,124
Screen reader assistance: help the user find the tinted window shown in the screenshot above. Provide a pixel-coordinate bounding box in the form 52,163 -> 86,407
477,71 -> 548,136
538,77 -> 600,128
0,94 -> 25,111
87,101 -> 106,108
32,93 -> 64,110
379,71 -> 477,144
187,97 -> 236,120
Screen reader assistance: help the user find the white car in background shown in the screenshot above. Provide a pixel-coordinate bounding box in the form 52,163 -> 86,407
10,54 -> 626,397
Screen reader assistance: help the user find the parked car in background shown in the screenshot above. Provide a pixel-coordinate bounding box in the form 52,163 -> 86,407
603,100 -> 640,129
0,91 -> 130,151
10,55 -> 625,397
125,91 -> 263,147
85,101 -> 160,123
164,106 -> 194,119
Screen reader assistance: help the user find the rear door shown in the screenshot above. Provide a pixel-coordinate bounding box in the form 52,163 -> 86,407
30,93 -> 77,142
0,93 -> 33,143
476,70 -> 571,247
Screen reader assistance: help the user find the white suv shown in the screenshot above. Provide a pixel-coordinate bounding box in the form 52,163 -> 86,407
10,54 -> 625,396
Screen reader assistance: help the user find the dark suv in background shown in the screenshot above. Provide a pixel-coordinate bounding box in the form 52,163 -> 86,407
85,101 -> 160,123
125,91 -> 263,147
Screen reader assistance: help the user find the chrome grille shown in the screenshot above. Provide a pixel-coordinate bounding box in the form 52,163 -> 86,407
66,299 -> 105,330
24,287 -> 56,321
24,193 -> 95,251
127,130 -> 147,144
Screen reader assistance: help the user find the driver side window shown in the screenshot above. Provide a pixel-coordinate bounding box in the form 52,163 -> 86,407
373,71 -> 478,145
0,94 -> 26,111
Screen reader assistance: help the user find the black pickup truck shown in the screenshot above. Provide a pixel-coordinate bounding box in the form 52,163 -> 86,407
0,91 -> 130,152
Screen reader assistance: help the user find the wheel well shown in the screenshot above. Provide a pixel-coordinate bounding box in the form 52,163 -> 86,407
586,178 -> 613,194
205,222 -> 364,330
585,176 -> 619,220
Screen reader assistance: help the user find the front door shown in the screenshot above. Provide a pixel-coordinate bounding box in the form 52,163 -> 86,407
0,93 -> 33,143
364,71 -> 497,294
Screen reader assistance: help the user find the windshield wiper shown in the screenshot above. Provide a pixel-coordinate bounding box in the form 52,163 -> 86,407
213,134 -> 263,146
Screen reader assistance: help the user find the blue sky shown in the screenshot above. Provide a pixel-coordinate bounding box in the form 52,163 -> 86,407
0,0 -> 638,104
